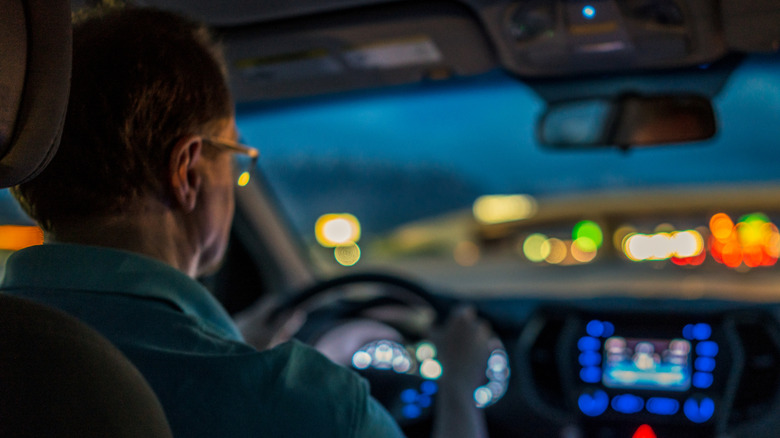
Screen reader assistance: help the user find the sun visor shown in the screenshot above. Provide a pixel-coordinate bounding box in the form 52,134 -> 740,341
0,0 -> 71,188
220,1 -> 497,102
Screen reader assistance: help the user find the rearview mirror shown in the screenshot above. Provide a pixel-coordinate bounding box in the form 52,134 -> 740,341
538,94 -> 716,149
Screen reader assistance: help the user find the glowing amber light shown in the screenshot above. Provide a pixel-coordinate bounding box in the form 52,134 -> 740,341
237,171 -> 251,187
315,214 -> 361,247
710,213 -> 734,240
708,212 -> 780,269
0,226 -> 43,250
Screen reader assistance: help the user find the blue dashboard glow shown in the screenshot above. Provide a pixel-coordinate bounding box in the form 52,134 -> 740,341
696,341 -> 719,357
646,397 -> 680,415
578,336 -> 600,351
695,357 -> 716,372
579,390 -> 609,417
579,350 -> 601,367
692,372 -> 714,389
581,366 -> 602,383
611,394 -> 644,414
684,398 -> 715,423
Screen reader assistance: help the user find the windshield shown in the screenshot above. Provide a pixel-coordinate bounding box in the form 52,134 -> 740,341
238,54 -> 780,297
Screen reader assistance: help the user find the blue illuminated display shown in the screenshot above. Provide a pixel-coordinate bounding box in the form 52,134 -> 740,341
693,372 -> 714,389
579,351 -> 601,367
603,337 -> 692,391
695,357 -> 716,372
581,366 -> 602,383
646,397 -> 680,415
578,336 -> 600,351
684,398 -> 715,423
582,5 -> 596,19
611,394 -> 644,414
579,390 -> 609,417
696,341 -> 719,357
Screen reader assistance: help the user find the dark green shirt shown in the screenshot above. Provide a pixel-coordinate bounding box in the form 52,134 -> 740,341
1,243 -> 403,438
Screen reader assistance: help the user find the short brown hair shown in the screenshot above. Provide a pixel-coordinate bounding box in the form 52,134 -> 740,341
12,5 -> 233,233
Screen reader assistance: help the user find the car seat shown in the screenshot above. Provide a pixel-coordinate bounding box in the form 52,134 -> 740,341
0,1 -> 172,436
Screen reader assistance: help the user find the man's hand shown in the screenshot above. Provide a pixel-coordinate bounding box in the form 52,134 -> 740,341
431,305 -> 493,438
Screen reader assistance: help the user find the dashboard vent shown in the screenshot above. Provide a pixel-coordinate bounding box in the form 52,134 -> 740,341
529,316 -> 567,410
729,318 -> 780,425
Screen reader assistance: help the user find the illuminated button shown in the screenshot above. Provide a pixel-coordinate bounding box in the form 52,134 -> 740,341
692,372 -> 714,389
696,341 -> 719,357
578,336 -> 600,352
693,323 -> 712,340
586,320 -> 604,337
683,324 -> 695,340
602,322 -> 615,337
580,366 -> 601,384
579,390 -> 609,417
695,357 -> 716,372
402,404 -> 422,419
400,389 -> 418,404
611,394 -> 644,414
579,351 -> 601,367
684,397 -> 715,423
646,397 -> 680,415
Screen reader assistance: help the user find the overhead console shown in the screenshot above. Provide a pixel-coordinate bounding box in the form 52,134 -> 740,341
516,306 -> 780,437
471,0 -> 727,76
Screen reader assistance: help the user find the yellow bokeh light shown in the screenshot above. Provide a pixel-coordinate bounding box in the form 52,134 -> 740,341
315,213 -> 361,247
710,213 -> 734,240
334,243 -> 361,266
473,194 -> 537,225
523,233 -> 551,262
236,171 -> 251,187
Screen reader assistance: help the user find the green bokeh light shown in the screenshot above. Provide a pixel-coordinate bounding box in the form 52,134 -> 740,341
573,220 -> 603,249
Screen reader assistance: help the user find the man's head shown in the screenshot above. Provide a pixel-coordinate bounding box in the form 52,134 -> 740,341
13,5 -> 233,234
12,5 -> 238,275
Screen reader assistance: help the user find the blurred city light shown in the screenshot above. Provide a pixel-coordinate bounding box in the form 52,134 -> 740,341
573,220 -> 603,252
473,194 -> 537,225
709,212 -> 779,268
523,233 -> 551,262
624,230 -> 704,262
315,213 -> 361,247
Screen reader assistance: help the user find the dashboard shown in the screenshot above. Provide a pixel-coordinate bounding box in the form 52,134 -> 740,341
309,293 -> 780,438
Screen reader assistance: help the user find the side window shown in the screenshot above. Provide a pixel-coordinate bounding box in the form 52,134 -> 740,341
0,189 -> 43,276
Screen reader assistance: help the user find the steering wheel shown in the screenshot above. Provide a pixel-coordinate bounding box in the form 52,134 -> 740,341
268,272 -> 510,432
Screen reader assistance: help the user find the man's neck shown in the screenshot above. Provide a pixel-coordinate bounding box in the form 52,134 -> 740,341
45,203 -> 201,277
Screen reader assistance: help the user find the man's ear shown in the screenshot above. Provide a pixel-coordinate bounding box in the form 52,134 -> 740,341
169,135 -> 203,212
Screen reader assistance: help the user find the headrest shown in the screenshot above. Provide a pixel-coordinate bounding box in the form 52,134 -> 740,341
0,0 -> 71,187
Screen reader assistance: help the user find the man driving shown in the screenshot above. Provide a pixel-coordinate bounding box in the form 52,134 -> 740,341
0,5 -> 490,437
